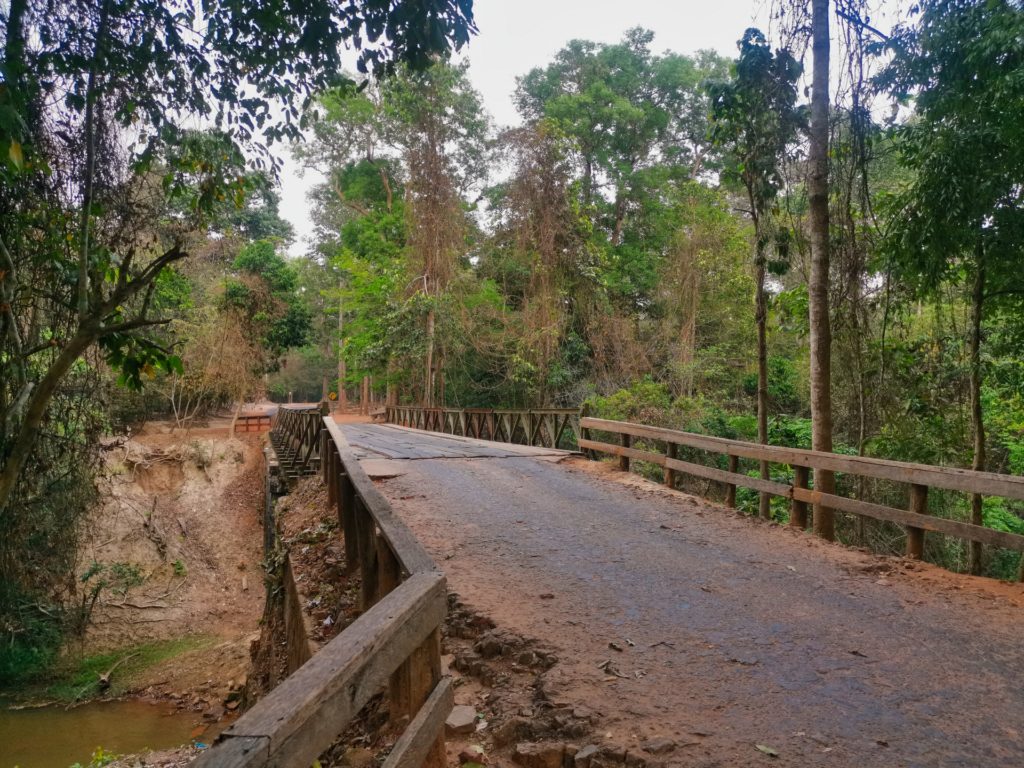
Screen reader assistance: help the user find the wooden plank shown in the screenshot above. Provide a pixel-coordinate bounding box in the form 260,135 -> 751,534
664,443 -> 677,488
193,736 -> 269,768
339,473 -> 359,577
356,497 -> 380,611
619,433 -> 631,472
200,573 -> 446,768
666,455 -> 792,498
324,420 -> 438,575
579,438 -> 666,468
580,438 -> 791,498
382,678 -> 453,768
725,455 -> 739,508
906,484 -> 928,559
791,487 -> 1024,552
378,538 -> 403,597
791,465 -> 809,529
582,417 -> 1024,500
354,422 -> 567,461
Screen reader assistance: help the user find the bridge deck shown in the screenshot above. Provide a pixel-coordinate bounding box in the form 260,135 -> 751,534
343,423 -> 570,460
341,424 -> 1024,768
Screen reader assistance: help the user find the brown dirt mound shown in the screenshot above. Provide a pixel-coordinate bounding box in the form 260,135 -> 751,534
74,427 -> 267,701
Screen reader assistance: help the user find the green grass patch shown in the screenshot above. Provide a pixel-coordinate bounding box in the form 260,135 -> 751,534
42,635 -> 214,702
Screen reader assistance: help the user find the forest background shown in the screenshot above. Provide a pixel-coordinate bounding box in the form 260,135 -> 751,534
1,0 -> 1023,682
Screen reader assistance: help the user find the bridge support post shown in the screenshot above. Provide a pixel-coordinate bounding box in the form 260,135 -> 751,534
355,497 -> 380,610
791,465 -> 809,528
326,444 -> 338,506
664,443 -> 676,489
906,483 -> 929,559
378,541 -> 402,599
337,472 -> 359,577
619,433 -> 631,472
726,455 -> 739,508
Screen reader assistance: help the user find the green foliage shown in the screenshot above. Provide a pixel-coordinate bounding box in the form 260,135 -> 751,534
0,584 -> 62,686
742,356 -> 802,414
40,637 -> 214,702
878,0 -> 1024,294
708,28 -> 803,212
226,240 -> 312,360
233,241 -> 298,294
70,746 -> 121,768
100,334 -> 183,391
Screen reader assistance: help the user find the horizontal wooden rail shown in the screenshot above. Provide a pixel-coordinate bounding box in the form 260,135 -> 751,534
581,417 -> 1024,565
235,413 -> 272,433
582,417 -> 1024,500
201,413 -> 450,768
387,405 -> 579,449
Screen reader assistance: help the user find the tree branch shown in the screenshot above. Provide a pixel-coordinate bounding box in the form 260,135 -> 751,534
100,243 -> 187,316
0,234 -> 24,363
835,6 -> 890,42
101,316 -> 173,334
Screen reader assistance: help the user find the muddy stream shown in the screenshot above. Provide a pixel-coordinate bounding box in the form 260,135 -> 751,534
0,697 -> 223,767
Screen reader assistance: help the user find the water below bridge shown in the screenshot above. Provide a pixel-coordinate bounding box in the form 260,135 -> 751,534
341,423 -> 1024,768
0,698 -> 217,767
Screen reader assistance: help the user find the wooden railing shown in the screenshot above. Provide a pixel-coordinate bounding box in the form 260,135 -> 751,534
198,417 -> 450,768
269,406 -> 323,479
580,417 -> 1024,563
386,405 -> 580,450
235,413 -> 272,433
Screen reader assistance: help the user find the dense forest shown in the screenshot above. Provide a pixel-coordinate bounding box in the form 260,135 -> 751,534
2,0 -> 1024,684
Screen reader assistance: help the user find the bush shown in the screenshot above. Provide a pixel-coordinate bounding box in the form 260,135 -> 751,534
0,584 -> 63,685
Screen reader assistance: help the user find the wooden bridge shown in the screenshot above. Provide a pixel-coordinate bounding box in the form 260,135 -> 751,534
199,405 -> 1024,767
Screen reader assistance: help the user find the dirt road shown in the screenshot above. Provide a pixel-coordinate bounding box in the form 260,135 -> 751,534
344,425 -> 1024,768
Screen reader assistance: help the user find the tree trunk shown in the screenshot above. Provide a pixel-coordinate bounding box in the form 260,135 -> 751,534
2,0 -> 27,88
809,0 -> 835,540
0,327 -> 96,514
755,241 -> 771,520
337,280 -> 347,409
424,307 -> 436,407
968,245 -> 986,575
611,192 -> 626,247
77,0 -> 112,322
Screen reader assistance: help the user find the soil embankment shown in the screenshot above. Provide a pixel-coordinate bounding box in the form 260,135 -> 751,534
77,419 -> 266,701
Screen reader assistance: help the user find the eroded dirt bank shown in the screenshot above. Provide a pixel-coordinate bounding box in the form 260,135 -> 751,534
72,418 -> 266,720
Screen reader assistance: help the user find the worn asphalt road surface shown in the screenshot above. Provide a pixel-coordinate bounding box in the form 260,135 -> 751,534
343,425 -> 1024,768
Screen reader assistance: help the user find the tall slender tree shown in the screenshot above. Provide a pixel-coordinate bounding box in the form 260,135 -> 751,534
709,28 -> 803,519
808,0 -> 836,539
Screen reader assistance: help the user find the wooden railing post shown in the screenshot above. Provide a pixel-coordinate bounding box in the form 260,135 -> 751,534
664,443 -> 677,488
580,405 -> 592,459
378,540 -> 402,597
326,445 -> 338,506
411,627 -> 446,768
338,472 -> 359,576
726,454 -> 739,508
355,498 -> 379,610
791,464 -> 809,528
906,483 -> 929,559
619,433 -> 631,472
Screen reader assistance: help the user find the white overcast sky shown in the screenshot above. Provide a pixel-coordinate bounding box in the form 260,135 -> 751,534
278,0 -> 903,256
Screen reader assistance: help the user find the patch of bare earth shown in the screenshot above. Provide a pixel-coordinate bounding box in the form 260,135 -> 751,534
77,421 -> 266,711
247,472 -> 677,768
